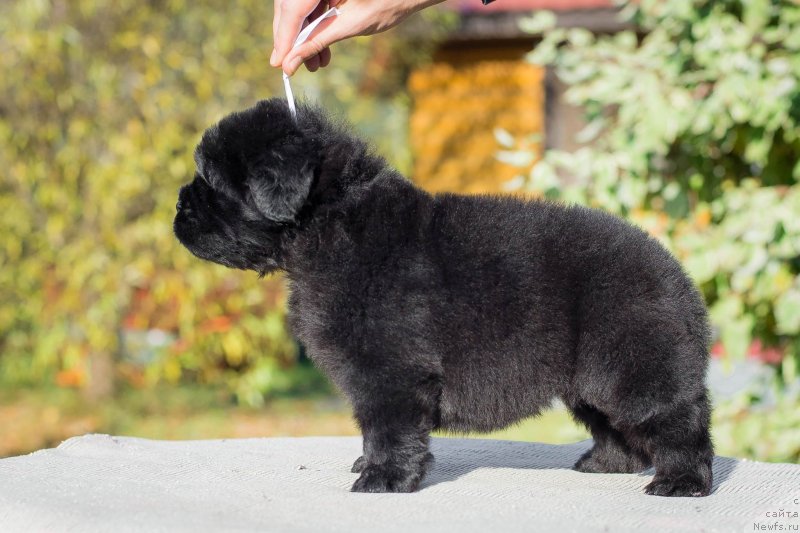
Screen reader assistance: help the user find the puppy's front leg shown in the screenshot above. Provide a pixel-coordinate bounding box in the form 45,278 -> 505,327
350,373 -> 441,493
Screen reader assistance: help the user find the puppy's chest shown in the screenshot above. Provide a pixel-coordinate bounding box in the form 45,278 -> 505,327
286,253 -> 434,343
284,278 -> 367,380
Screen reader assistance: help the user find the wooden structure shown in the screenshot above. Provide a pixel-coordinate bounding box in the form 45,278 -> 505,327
409,0 -> 625,193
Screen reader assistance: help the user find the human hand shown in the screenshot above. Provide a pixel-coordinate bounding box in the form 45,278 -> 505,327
270,0 -> 446,76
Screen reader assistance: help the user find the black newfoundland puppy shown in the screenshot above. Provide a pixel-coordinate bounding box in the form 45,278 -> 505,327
173,99 -> 714,497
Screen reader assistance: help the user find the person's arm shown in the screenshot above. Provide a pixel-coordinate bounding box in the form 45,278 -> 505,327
271,0 -> 447,76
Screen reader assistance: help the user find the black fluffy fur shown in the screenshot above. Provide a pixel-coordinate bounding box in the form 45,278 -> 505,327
173,99 -> 714,496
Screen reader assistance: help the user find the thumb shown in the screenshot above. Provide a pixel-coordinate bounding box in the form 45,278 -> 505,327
282,16 -> 349,76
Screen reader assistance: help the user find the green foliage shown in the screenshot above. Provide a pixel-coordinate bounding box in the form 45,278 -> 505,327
713,387 -> 800,463
507,0 -> 800,381
0,0 -> 448,404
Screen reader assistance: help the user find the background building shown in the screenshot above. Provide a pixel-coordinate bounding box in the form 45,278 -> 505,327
410,0 -> 623,192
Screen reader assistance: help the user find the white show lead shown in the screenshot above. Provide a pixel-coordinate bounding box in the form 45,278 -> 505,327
282,7 -> 341,119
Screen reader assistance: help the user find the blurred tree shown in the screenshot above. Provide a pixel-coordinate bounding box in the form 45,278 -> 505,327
409,47 -> 545,194
502,0 -> 800,383
0,0 -> 452,404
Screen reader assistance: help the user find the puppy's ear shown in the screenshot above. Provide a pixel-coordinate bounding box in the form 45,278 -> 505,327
242,100 -> 319,222
195,99 -> 319,224
246,141 -> 315,223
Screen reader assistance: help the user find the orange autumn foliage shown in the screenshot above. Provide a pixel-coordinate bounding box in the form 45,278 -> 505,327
409,45 -> 544,194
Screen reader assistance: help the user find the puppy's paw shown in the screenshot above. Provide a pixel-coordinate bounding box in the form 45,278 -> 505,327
644,473 -> 711,497
351,463 -> 422,493
351,455 -> 368,473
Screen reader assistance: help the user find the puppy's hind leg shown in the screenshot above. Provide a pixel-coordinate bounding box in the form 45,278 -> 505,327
350,372 -> 441,493
635,394 -> 714,497
570,402 -> 651,474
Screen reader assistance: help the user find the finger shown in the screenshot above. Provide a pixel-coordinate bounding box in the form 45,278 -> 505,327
270,0 -> 283,66
319,47 -> 332,68
272,0 -> 282,42
303,1 -> 328,71
273,0 -> 319,67
308,1 -> 328,22
282,17 -> 344,75
305,53 -> 321,72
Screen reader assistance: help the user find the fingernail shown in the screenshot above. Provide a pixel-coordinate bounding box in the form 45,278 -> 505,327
270,49 -> 278,66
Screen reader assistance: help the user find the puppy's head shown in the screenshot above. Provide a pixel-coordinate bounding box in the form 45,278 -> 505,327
173,98 -> 320,274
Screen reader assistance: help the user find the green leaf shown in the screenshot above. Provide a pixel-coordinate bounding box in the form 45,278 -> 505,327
684,252 -> 717,285
775,289 -> 800,334
519,11 -> 558,34
720,316 -> 754,361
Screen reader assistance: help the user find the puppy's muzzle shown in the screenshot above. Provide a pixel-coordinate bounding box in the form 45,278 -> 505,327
176,185 -> 191,213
